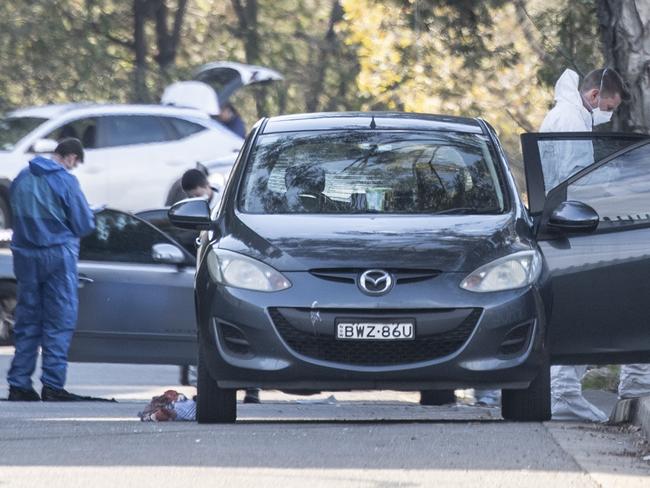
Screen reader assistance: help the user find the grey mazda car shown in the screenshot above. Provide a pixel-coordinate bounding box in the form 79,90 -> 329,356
170,112 -> 650,423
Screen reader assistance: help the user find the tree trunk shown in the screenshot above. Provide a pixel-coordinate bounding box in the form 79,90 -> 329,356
231,0 -> 267,116
305,0 -> 344,112
598,0 -> 650,132
153,0 -> 188,87
133,0 -> 149,102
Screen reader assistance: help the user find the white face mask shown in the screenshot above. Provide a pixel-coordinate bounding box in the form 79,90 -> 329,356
589,68 -> 614,126
592,107 -> 613,126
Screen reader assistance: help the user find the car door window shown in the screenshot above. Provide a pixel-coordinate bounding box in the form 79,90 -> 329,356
566,142 -> 650,230
520,132 -> 648,214
80,209 -> 191,264
101,115 -> 172,148
45,118 -> 98,148
167,117 -> 206,139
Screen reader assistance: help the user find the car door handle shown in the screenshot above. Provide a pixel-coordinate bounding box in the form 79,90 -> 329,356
78,275 -> 94,288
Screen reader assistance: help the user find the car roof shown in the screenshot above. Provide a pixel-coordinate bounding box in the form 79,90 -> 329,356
261,112 -> 484,134
7,103 -> 212,121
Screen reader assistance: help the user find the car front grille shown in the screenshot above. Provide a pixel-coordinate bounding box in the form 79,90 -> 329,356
268,307 -> 482,366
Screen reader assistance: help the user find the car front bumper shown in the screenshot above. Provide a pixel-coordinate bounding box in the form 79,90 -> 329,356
196,269 -> 547,390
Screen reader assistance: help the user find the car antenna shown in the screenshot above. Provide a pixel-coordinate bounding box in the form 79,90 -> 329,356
370,115 -> 376,130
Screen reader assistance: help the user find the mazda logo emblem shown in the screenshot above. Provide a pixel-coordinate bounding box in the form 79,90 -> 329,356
358,269 -> 393,295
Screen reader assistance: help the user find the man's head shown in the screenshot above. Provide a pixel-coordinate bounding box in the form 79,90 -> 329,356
54,137 -> 84,170
217,104 -> 236,123
181,169 -> 212,199
580,68 -> 630,114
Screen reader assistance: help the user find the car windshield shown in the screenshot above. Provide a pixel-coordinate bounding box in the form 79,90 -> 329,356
239,130 -> 506,214
0,116 -> 47,151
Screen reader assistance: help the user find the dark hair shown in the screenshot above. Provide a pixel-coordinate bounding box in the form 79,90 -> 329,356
580,68 -> 631,102
55,137 -> 84,163
181,169 -> 209,192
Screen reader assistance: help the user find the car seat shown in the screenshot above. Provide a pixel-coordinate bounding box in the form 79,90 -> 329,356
82,125 -> 96,149
283,164 -> 327,212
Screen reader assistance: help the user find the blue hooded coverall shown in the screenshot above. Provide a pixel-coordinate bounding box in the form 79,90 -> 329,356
7,156 -> 95,391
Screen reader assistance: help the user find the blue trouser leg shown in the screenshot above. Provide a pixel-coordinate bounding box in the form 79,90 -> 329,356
40,245 -> 78,390
7,251 -> 44,390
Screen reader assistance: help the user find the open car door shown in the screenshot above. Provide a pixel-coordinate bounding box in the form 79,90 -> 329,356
67,209 -> 197,366
521,131 -> 650,364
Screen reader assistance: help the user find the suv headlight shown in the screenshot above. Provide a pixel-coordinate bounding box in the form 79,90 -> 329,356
207,248 -> 291,292
460,250 -> 541,293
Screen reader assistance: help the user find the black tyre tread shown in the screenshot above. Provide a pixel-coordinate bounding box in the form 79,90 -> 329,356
0,195 -> 11,229
196,346 -> 236,423
501,358 -> 551,422
0,280 -> 16,346
420,389 -> 456,406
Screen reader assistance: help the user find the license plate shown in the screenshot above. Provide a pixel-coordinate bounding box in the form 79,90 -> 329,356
336,319 -> 415,340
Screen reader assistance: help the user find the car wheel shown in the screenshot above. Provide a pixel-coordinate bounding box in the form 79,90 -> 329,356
0,196 -> 11,229
419,389 -> 456,406
501,358 -> 551,422
196,346 -> 236,423
0,281 -> 16,346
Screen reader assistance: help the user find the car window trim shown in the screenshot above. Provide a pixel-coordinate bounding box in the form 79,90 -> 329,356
536,138 -> 650,239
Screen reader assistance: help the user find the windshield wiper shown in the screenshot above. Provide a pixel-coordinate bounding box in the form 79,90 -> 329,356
433,207 -> 500,215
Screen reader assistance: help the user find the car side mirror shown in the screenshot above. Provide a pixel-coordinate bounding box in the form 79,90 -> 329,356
168,198 -> 211,230
31,138 -> 58,154
152,243 -> 185,264
548,201 -> 599,234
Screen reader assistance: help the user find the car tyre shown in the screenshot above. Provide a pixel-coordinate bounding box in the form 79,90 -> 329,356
419,389 -> 456,406
0,281 -> 16,346
0,196 -> 11,230
501,357 -> 551,422
196,346 -> 236,423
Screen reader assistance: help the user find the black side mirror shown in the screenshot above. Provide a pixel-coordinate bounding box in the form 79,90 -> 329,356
548,200 -> 599,234
168,198 -> 211,230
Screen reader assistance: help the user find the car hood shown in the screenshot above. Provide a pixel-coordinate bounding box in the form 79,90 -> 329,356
217,213 -> 532,273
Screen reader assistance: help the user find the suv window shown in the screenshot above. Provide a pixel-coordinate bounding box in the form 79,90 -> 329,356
80,210 -> 189,264
46,118 -> 98,149
102,115 -> 171,148
567,142 -> 650,230
167,117 -> 206,139
239,130 -> 505,214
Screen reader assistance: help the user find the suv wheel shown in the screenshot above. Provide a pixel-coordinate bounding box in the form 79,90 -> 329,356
0,281 -> 16,346
0,195 -> 11,229
501,358 -> 551,422
419,389 -> 456,406
196,346 -> 236,423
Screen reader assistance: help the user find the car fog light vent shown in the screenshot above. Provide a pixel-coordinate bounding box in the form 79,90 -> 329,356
498,322 -> 534,356
220,323 -> 251,356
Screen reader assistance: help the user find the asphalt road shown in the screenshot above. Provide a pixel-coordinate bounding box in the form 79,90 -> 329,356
1,347 -> 649,488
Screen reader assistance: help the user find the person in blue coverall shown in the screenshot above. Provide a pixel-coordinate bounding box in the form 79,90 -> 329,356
7,138 -> 96,402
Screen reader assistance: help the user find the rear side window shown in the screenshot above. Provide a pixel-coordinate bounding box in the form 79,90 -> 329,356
167,117 -> 206,139
102,115 -> 171,147
239,130 -> 505,214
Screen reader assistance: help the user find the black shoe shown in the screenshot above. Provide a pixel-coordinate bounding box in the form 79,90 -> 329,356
8,386 -> 40,401
243,388 -> 260,404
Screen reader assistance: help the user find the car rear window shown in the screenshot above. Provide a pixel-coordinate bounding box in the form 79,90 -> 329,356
239,130 -> 506,214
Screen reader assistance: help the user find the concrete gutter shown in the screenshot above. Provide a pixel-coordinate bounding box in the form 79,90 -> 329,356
609,396 -> 650,440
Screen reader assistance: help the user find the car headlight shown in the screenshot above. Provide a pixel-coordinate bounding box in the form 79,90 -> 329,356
460,250 -> 541,293
207,248 -> 291,292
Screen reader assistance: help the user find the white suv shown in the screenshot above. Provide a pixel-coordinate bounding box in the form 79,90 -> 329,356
0,61 -> 283,228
